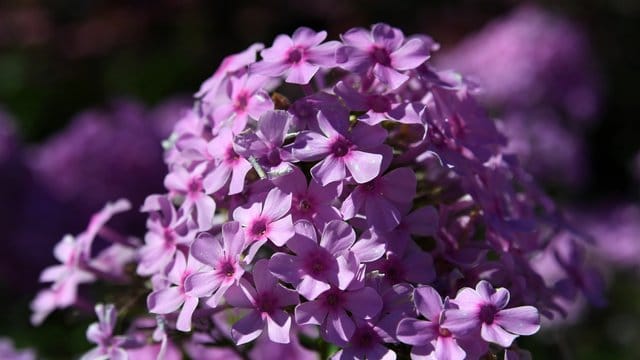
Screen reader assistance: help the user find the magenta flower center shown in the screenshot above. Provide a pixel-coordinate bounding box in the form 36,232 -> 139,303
371,46 -> 391,66
478,304 -> 497,324
298,197 -> 313,213
255,292 -> 278,315
224,146 -> 240,163
265,148 -> 282,166
352,326 -> 378,349
381,257 -> 406,283
188,178 -> 203,194
287,47 -> 305,64
323,288 -> 345,310
303,250 -> 333,277
438,326 -> 452,338
329,136 -> 353,157
234,92 -> 249,112
249,218 -> 269,239
163,228 -> 176,248
216,257 -> 237,279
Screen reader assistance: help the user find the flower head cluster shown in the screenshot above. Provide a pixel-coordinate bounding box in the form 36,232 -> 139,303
32,23 -> 600,359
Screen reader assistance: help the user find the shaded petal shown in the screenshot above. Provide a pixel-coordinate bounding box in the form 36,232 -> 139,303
295,300 -> 328,325
233,202 -> 262,225
441,308 -> 480,335
365,195 -> 401,232
396,318 -> 437,346
292,131 -> 331,161
252,259 -> 277,294
268,253 -> 301,285
344,287 -> 382,319
203,164 -> 231,194
229,159 -> 252,195
414,286 -> 444,321
224,281 -> 255,308
258,110 -> 289,146
325,309 -> 355,343
372,64 -> 408,89
232,311 -> 264,345
292,27 -> 326,47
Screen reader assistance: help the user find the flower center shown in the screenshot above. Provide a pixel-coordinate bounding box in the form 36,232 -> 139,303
330,136 -> 352,158
304,250 -> 332,277
353,326 -> 378,349
438,326 -> 452,337
381,258 -> 405,283
265,148 -> 282,167
188,178 -> 203,194
224,146 -> 240,163
256,292 -> 278,315
249,218 -> 269,238
234,92 -> 249,112
287,47 -> 304,64
371,46 -> 391,66
323,289 -> 345,310
479,304 -> 497,325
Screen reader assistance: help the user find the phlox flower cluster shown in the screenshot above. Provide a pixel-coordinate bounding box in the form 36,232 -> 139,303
31,23 -> 599,359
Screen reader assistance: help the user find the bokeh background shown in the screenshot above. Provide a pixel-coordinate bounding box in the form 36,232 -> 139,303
1,0 -> 639,358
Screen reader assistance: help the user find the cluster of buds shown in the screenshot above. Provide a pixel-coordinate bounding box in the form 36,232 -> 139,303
32,24 -> 597,359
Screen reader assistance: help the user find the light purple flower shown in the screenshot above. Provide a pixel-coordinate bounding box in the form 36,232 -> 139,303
444,280 -> 541,347
269,220 -> 359,300
341,167 -> 416,231
225,260 -> 299,345
201,128 -> 253,195
370,241 -> 436,286
184,222 -> 246,307
0,338 -> 36,360
81,304 -> 128,360
397,286 -> 470,360
147,251 -> 206,332
164,163 -> 216,231
334,80 -> 424,126
336,23 -> 432,89
295,276 -> 383,344
331,318 -> 396,360
292,110 -> 390,185
251,27 -> 340,84
233,187 -> 295,262
212,73 -> 274,134
234,110 -> 295,177
137,195 -> 197,276
273,166 -> 341,229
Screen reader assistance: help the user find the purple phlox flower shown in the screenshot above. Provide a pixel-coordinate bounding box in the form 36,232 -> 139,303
91,243 -> 136,278
444,280 -> 541,347
224,259 -> 299,345
397,286 -> 473,360
370,240 -> 436,286
331,318 -> 396,360
341,166 -> 416,231
32,218 -> 112,326
232,187 -> 294,262
185,221 -> 246,307
0,337 -> 36,360
292,109 -> 391,185
273,166 -> 341,229
288,92 -> 345,131
82,303 -> 128,360
365,279 -> 414,343
336,23 -> 433,89
147,250 -> 207,332
294,277 -> 383,344
248,327 -> 319,360
201,128 -> 253,195
334,80 -> 424,126
212,73 -> 273,134
552,238 -> 606,307
164,163 -> 216,231
233,110 -> 295,178
269,220 -> 360,300
251,27 -> 340,84
138,195 -> 197,276
197,43 -> 264,103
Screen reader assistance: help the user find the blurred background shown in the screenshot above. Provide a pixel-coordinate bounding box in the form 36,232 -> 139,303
0,0 -> 639,358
